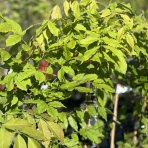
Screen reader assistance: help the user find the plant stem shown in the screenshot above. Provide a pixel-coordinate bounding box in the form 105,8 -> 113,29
110,93 -> 119,148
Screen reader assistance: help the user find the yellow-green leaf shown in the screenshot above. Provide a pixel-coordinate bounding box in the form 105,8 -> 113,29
0,128 -> 14,148
13,134 -> 27,148
63,0 -> 70,16
126,34 -> 134,49
51,5 -> 62,19
47,121 -> 64,143
28,138 -> 41,148
101,9 -> 111,17
3,118 -> 32,130
0,48 -> 11,62
80,36 -> 98,45
48,21 -> 59,36
38,119 -> 51,141
6,34 -> 21,46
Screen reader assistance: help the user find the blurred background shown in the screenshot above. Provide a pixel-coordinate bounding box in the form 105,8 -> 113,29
0,0 -> 147,30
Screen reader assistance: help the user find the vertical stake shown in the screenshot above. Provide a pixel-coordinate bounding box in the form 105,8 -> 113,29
110,85 -> 119,148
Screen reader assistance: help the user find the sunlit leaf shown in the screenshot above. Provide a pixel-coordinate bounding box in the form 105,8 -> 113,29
51,5 -> 62,19
47,121 -> 64,143
6,34 -> 21,46
0,128 -> 14,148
28,138 -> 41,148
68,116 -> 78,131
13,134 -> 27,148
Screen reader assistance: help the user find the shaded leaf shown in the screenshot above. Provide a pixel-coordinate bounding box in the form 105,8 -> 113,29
98,107 -> 107,121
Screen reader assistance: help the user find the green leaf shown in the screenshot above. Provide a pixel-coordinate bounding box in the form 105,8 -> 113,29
101,9 -> 111,17
0,48 -> 11,62
63,66 -> 75,76
83,47 -> 98,62
74,24 -> 86,32
93,83 -> 114,93
103,37 -> 120,48
126,34 -> 134,49
80,0 -> 91,6
98,94 -> 107,107
75,86 -> 93,93
67,39 -> 76,49
73,73 -> 85,81
80,36 -> 98,45
28,138 -> 41,148
47,121 -> 64,143
104,46 -> 127,74
0,19 -> 22,34
103,52 -> 115,63
37,101 -> 47,114
116,53 -> 127,74
15,79 -> 31,91
22,44 -> 30,51
2,72 -> 16,91
0,22 -> 12,33
87,105 -> 97,116
11,96 -> 18,106
70,1 -> 80,18
13,134 -> 27,148
117,27 -> 125,41
98,107 -> 107,121
0,128 -> 14,148
60,81 -> 79,90
47,106 -> 58,121
48,21 -> 59,37
58,68 -> 65,82
6,19 -> 22,34
68,116 -> 78,132
6,34 -> 21,46
34,71 -> 46,84
83,74 -> 98,82
144,83 -> 148,90
64,133 -> 79,147
49,101 -> 65,108
47,66 -> 53,74
14,71 -> 32,91
120,14 -> 133,28
23,63 -> 36,72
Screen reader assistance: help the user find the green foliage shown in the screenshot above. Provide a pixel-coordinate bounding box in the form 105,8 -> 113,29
0,0 -> 148,147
